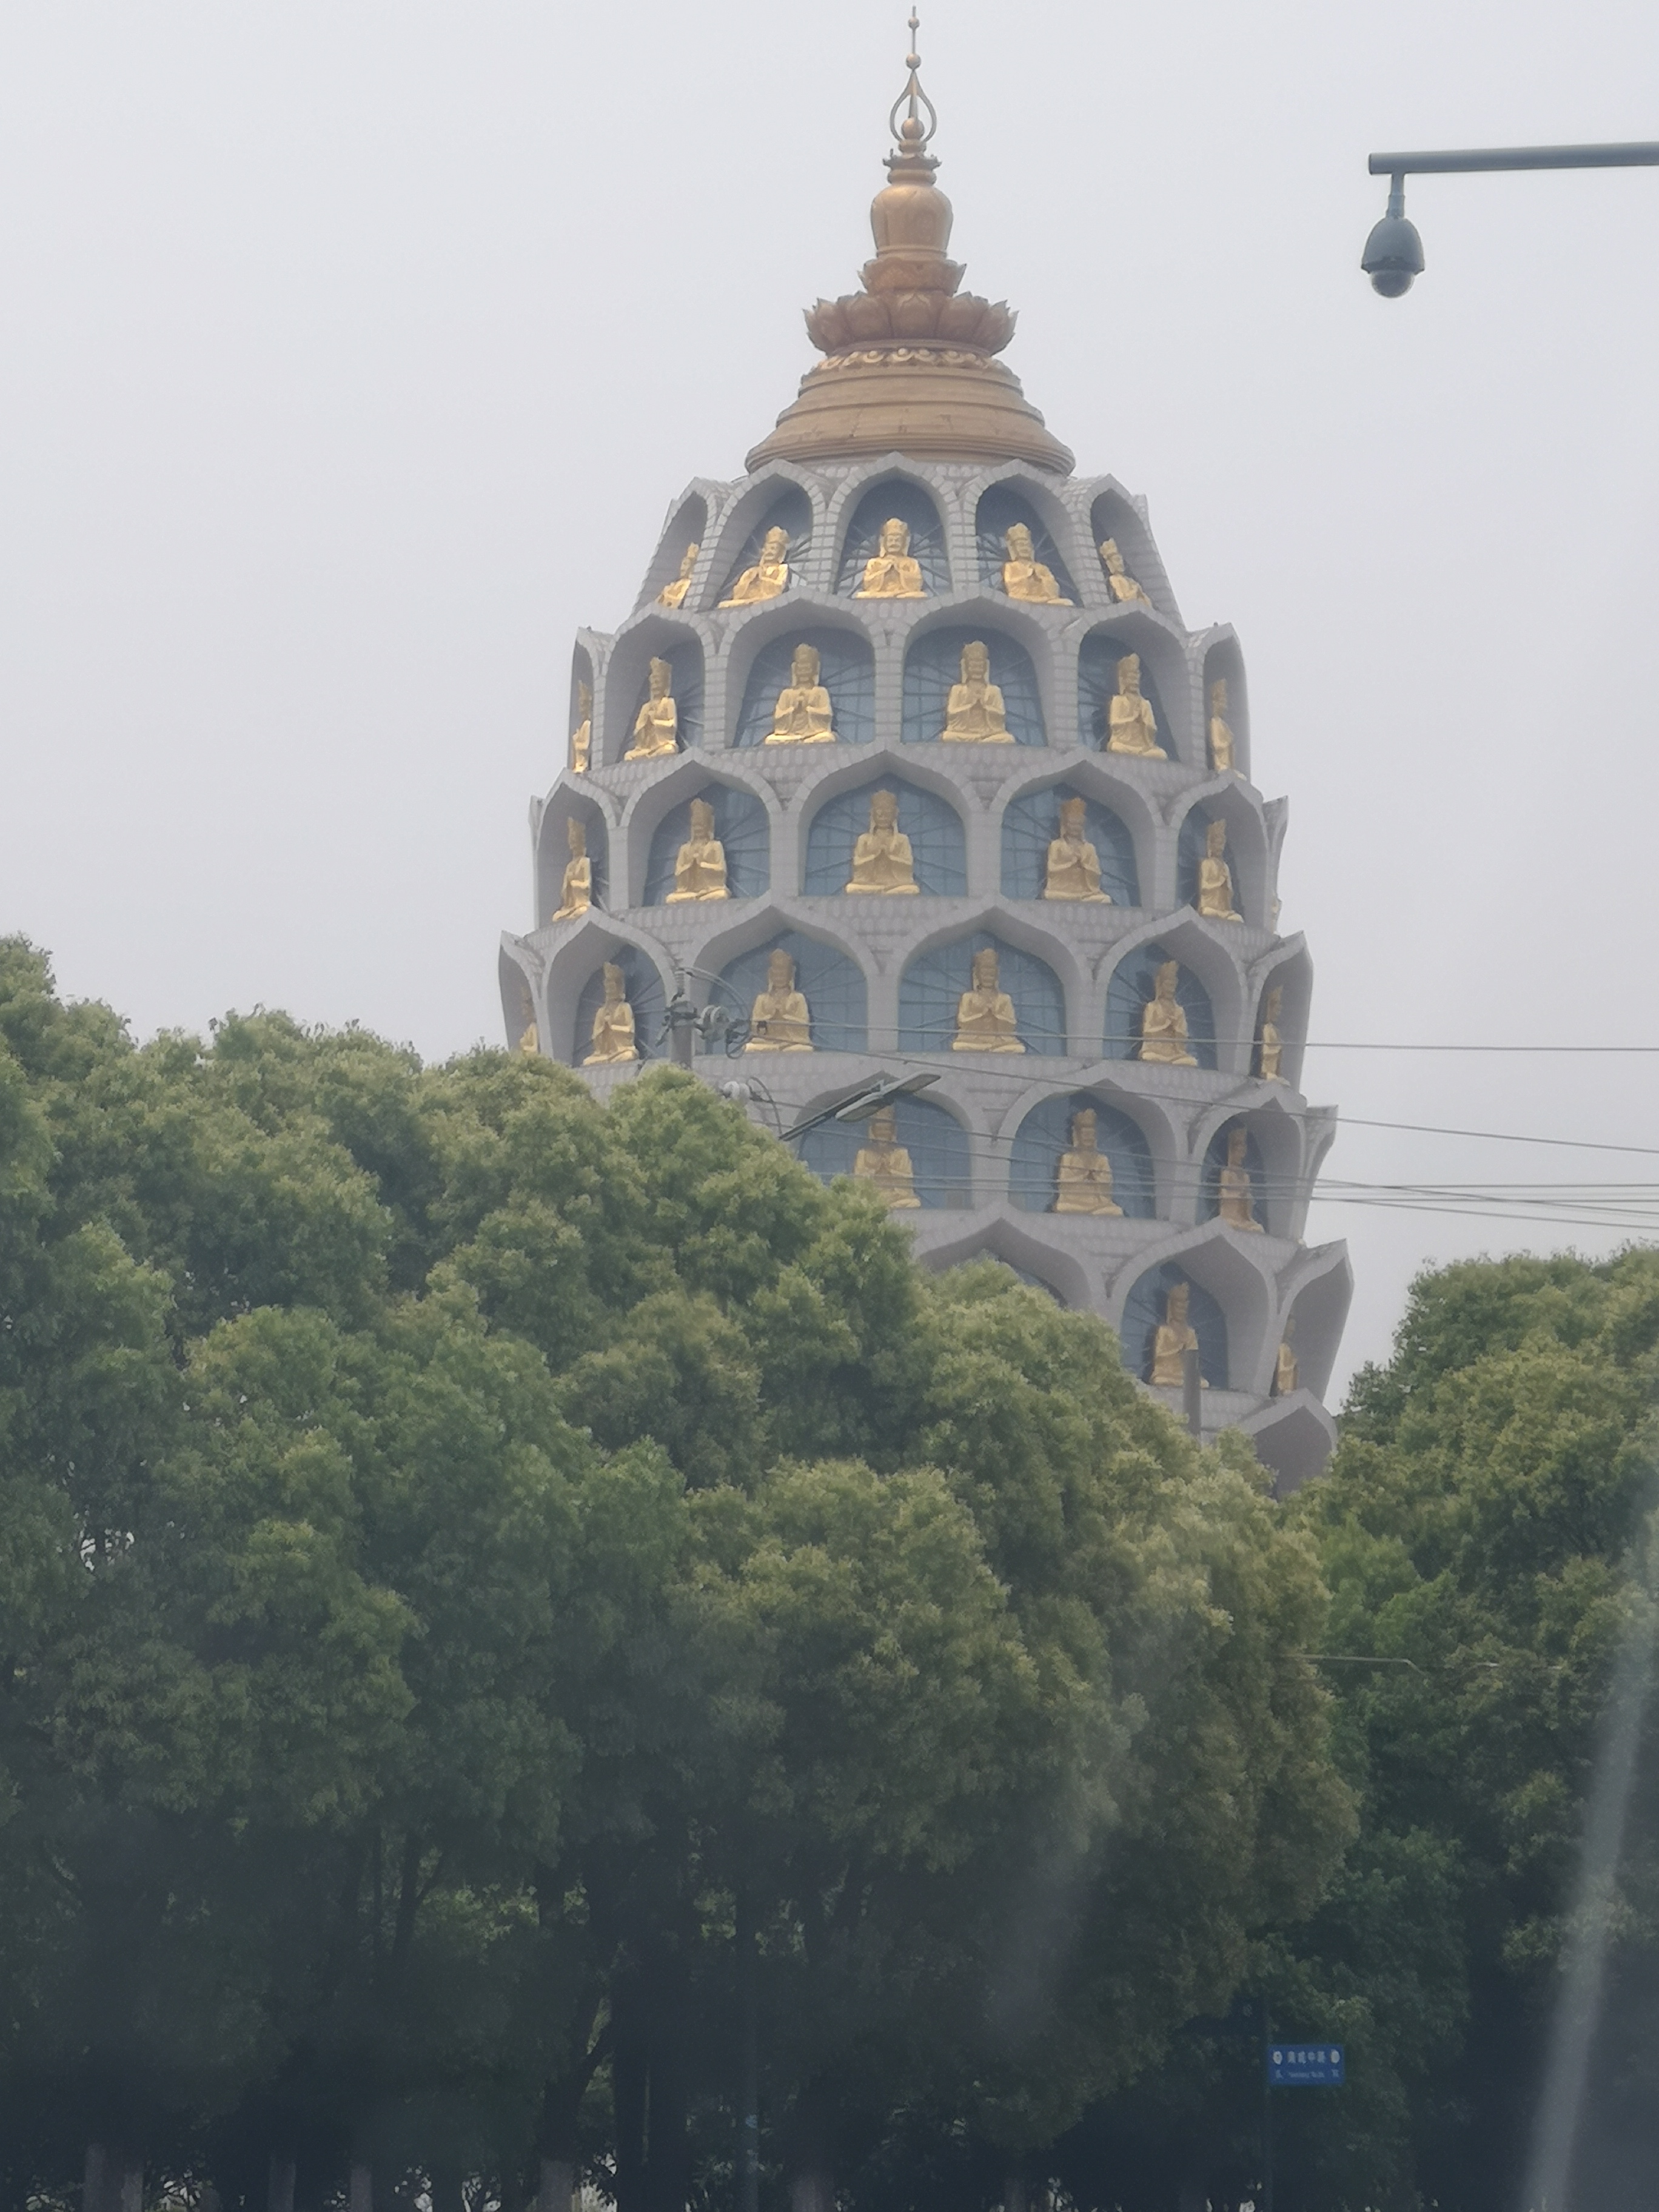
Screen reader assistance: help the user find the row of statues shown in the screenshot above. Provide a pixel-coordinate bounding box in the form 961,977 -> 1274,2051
654,523 -> 1165,612
573,651 -> 1239,771
561,937 -> 1285,1088
845,1104 -> 1126,1220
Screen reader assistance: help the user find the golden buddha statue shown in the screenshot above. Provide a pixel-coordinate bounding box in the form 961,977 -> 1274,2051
853,1105 -> 920,1208
583,964 -> 638,1065
939,640 -> 1012,743
765,643 -> 837,744
953,947 -> 1024,1053
720,525 -> 792,608
667,799 -> 728,902
1217,1127 -> 1263,1232
1208,678 -> 1236,773
1139,961 -> 1198,1066
845,788 -> 918,894
551,818 -> 592,920
855,517 -> 927,599
1000,523 -> 1071,605
745,948 -> 812,1052
1043,796 -> 1110,903
569,681 -> 592,774
657,543 -> 700,609
1196,819 -> 1242,922
1272,1321 -> 1299,1397
1054,1108 -> 1122,1216
1257,987 -> 1285,1082
1105,654 -> 1165,758
626,658 -> 679,760
1098,539 -> 1150,605
1150,1281 -> 1205,1389
517,1019 -> 539,1056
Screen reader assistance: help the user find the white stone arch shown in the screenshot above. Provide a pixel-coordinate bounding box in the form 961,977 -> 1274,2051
999,757 -> 1159,911
967,465 -> 1096,600
620,754 -> 782,911
1189,1091 -> 1307,1243
794,745 -> 974,897
1097,910 -> 1252,1078
705,464 -> 830,599
498,936 -> 543,1053
635,487 -> 714,615
543,917 -> 675,1071
789,1065 -> 980,1203
899,594 -> 1067,750
1244,937 -> 1313,1092
1086,481 -> 1182,625
534,782 -> 621,928
1171,777 -> 1273,929
1267,1242 -> 1354,1402
822,460 -> 956,595
1193,625 -> 1252,783
1076,609 -> 1199,766
600,614 -> 709,768
894,898 -> 1091,1038
1241,1395 -> 1339,1495
991,1068 -> 1182,1221
1107,1216 -> 1281,1391
914,1212 -> 1097,1312
719,595 -> 882,754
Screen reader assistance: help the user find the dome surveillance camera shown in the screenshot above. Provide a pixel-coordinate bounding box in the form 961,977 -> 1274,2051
1361,209 -> 1424,297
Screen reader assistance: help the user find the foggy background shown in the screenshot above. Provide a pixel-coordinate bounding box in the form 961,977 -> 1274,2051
2,0 -> 1657,1398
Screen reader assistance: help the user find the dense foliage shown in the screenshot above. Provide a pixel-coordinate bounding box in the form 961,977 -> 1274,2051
0,941 -> 1350,2212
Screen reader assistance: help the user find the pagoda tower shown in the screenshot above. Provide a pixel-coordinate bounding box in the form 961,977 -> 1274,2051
499,26 -> 1350,1487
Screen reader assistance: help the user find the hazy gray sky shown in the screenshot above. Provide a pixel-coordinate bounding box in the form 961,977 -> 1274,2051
4,0 -> 1657,1394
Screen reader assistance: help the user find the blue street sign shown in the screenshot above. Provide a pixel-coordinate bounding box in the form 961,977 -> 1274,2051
1267,2043 -> 1345,2086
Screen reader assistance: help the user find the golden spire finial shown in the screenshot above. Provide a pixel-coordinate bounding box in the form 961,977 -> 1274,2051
888,11 -> 938,176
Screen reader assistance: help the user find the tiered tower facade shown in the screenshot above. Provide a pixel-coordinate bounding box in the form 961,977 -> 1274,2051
500,36 -> 1350,1487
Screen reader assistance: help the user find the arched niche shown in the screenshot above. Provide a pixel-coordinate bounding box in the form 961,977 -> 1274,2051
834,477 -> 950,598
714,484 -> 814,606
804,776 -> 967,896
640,495 -> 709,613
1121,1262 -> 1228,1387
1008,1092 -> 1156,1219
899,931 -> 1067,1055
1176,801 -> 1260,925
717,930 -> 868,1055
732,628 -> 876,749
566,643 -> 595,776
1105,942 -> 1216,1067
1201,1118 -> 1270,1235
950,1253 -> 1064,1303
1000,783 -> 1139,905
1088,491 -> 1168,617
797,1092 -> 972,1208
539,795 -> 611,926
643,786 -> 770,906
609,634 -> 703,763
571,947 -> 666,1069
1250,950 -> 1310,1089
1078,629 -> 1179,760
902,625 -> 1046,746
974,481 -> 1082,604
1201,634 -> 1250,780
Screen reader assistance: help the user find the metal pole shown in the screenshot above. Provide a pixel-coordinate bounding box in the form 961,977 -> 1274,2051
1182,1347 -> 1203,1443
1262,2006 -> 1275,2212
736,1891 -> 759,2212
1369,140 -> 1659,176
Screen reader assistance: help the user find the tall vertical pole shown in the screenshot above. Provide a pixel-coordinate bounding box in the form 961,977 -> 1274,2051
1262,2006 -> 1275,2212
1182,1347 -> 1203,1443
737,1890 -> 759,2212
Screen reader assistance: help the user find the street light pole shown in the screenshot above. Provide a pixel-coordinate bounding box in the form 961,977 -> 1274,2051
1361,139 -> 1659,294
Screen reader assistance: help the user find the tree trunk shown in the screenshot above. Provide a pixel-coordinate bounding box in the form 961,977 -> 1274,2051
612,2005 -> 648,2212
268,2159 -> 297,2212
735,1894 -> 759,2212
85,2144 -> 142,2212
788,2173 -> 833,2212
537,2159 -> 575,2212
1177,2184 -> 1205,2212
1004,2170 -> 1047,2212
349,2163 -> 373,2212
644,2015 -> 688,2212
430,2170 -> 464,2212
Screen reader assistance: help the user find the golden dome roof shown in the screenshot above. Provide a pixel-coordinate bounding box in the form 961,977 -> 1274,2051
746,18 -> 1073,477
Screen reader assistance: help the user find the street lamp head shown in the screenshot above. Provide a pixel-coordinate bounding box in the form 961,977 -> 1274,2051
1361,175 -> 1424,296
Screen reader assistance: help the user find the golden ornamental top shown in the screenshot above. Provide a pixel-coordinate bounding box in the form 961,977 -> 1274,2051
747,14 -> 1071,474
